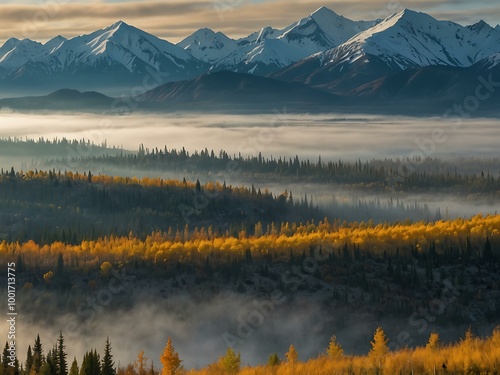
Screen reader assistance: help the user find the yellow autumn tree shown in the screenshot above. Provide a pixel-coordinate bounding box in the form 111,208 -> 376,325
369,327 -> 389,372
326,335 -> 344,360
43,271 -> 54,285
135,350 -> 148,375
426,332 -> 440,350
160,338 -> 182,375
285,345 -> 298,366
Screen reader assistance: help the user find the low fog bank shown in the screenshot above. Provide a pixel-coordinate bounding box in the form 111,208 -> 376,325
13,290 -> 494,370
1,112 -> 500,162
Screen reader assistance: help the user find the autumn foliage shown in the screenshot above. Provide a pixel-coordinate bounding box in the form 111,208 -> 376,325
1,214 -> 499,271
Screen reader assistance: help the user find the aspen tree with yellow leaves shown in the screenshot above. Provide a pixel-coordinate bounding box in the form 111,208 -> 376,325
160,338 -> 182,375
369,327 -> 389,372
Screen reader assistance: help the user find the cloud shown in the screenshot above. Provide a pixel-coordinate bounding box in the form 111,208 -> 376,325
0,0 -> 497,45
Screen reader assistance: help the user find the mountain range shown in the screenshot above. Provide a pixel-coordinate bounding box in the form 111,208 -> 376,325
0,6 -> 499,113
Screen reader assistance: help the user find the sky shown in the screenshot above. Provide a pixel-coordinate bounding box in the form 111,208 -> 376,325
0,0 -> 498,44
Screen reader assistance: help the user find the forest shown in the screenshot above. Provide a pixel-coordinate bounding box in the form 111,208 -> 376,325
1,326 -> 500,375
1,138 -> 499,373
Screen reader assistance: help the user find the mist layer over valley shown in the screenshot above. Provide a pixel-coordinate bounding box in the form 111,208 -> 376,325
1,112 -> 499,161
1,111 -> 500,371
2,112 -> 499,222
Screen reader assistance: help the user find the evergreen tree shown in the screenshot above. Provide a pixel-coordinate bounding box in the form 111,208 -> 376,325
217,348 -> 240,374
483,236 -> 493,262
25,346 -> 33,375
33,335 -> 44,373
69,359 -> 78,375
80,351 -> 99,375
101,339 -> 115,375
45,348 -> 57,375
2,343 -> 8,374
55,254 -> 64,279
267,353 -> 280,367
57,332 -> 67,375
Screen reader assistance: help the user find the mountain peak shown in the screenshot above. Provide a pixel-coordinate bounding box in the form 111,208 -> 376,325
44,35 -> 67,51
310,6 -> 342,21
105,20 -> 132,32
256,26 -> 277,43
45,35 -> 66,44
395,8 -> 424,19
1,38 -> 21,50
467,20 -> 493,32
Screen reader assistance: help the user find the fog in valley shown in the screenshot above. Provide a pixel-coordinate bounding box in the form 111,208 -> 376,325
2,111 -> 498,222
13,289 -> 496,368
1,112 -> 499,162
2,111 -> 500,368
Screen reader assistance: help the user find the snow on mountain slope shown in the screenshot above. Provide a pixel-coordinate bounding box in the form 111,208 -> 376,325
475,52 -> 500,69
0,39 -> 47,71
38,21 -> 204,74
323,9 -> 500,70
177,28 -> 238,64
237,27 -> 281,47
277,6 -> 377,56
213,38 -> 307,75
43,35 -> 67,53
1,8 -> 499,95
5,21 -> 208,87
215,7 -> 377,75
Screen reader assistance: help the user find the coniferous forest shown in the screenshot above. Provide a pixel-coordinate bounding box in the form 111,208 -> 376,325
1,137 -> 499,374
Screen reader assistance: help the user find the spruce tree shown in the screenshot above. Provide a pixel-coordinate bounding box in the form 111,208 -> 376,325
101,339 -> 115,375
69,359 -> 78,375
217,348 -> 240,374
25,346 -> 33,375
2,343 -> 8,374
57,332 -> 67,375
267,353 -> 280,367
33,335 -> 44,373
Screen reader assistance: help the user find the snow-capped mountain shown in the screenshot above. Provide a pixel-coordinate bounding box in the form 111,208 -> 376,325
475,52 -> 500,69
44,35 -> 67,53
236,27 -> 281,47
212,7 -> 377,75
212,38 -> 308,75
177,28 -> 238,64
328,10 -> 500,69
0,21 -> 208,93
0,7 -> 499,98
272,9 -> 500,93
37,21 -> 203,74
0,38 -> 48,71
277,6 -> 377,56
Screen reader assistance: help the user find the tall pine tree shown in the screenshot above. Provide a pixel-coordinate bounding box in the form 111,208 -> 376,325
57,332 -> 67,375
100,339 -> 115,375
33,334 -> 44,373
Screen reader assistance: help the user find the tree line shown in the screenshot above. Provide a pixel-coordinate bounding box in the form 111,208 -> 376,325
3,327 -> 499,375
51,144 -> 500,194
